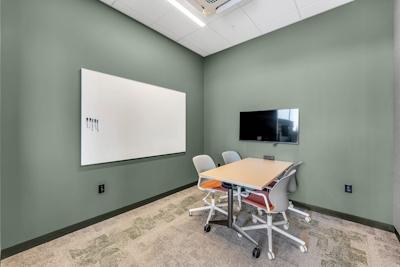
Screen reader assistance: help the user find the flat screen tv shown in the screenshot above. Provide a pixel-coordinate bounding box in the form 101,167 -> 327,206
240,109 -> 299,144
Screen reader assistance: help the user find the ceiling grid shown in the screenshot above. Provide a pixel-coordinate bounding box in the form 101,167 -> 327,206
100,0 -> 354,57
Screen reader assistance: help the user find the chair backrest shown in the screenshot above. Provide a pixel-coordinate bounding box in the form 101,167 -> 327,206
192,155 -> 216,175
222,151 -> 241,165
269,170 -> 296,212
285,161 -> 303,193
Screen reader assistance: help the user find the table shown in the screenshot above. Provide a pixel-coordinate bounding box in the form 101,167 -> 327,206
199,158 -> 293,256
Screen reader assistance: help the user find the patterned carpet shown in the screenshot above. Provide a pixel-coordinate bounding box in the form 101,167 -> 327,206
2,187 -> 400,267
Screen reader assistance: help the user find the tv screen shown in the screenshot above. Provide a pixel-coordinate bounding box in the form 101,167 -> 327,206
240,109 -> 299,144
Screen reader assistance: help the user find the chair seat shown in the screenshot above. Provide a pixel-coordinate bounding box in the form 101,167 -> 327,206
200,180 -> 226,191
243,191 -> 274,210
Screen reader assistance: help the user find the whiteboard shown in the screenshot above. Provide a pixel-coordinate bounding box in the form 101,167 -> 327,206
81,69 -> 186,166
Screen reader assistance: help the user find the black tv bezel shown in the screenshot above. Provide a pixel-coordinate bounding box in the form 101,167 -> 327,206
239,108 -> 300,145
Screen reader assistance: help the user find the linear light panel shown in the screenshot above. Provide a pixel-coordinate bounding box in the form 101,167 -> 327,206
167,0 -> 206,27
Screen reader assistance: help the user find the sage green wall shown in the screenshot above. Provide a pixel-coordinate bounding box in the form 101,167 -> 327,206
204,0 -> 393,224
0,0 -> 2,253
1,0 -> 203,248
394,0 -> 400,232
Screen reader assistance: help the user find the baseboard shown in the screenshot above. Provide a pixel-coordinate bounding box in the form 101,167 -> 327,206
395,227 -> 400,242
291,200 -> 395,233
1,181 -> 197,260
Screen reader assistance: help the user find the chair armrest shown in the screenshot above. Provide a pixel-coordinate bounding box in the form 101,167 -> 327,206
244,189 -> 271,212
240,191 -> 250,198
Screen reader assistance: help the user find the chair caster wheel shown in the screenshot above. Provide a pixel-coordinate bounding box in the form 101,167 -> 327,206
299,245 -> 308,253
204,224 -> 211,232
252,247 -> 261,258
283,223 -> 289,230
267,251 -> 275,260
305,216 -> 311,223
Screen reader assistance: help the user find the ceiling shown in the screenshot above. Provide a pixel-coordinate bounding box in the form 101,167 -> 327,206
100,0 -> 354,57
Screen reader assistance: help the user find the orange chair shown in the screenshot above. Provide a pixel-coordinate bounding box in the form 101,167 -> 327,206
241,169 -> 307,260
188,155 -> 228,232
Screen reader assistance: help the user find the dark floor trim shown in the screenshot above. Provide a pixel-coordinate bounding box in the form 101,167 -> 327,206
395,227 -> 400,242
291,200 -> 395,233
1,181 -> 197,260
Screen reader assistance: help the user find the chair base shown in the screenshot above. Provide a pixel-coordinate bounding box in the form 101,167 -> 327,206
189,193 -> 228,225
241,214 -> 307,260
289,201 -> 312,223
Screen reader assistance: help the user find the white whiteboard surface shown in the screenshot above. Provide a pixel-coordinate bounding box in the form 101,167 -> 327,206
81,69 -> 186,166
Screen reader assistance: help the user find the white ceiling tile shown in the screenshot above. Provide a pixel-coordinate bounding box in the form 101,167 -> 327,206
100,0 -> 116,5
294,0 -> 320,8
261,10 -> 301,34
178,0 -> 222,25
114,0 -> 172,25
113,0 -> 154,25
241,0 -> 301,34
178,38 -> 208,57
149,21 -> 182,41
208,8 -> 261,45
152,7 -> 203,41
181,27 -> 230,55
298,0 -> 354,19
101,0 -> 354,57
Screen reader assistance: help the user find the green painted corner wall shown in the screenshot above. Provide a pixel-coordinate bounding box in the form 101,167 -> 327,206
204,0 -> 393,224
0,0 -> 395,251
0,0 -> 2,253
394,0 -> 400,232
1,0 -> 204,248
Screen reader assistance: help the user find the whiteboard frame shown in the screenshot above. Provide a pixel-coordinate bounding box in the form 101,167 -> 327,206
81,68 -> 186,166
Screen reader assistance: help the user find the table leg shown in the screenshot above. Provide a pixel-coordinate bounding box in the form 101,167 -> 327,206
208,187 -> 259,248
208,187 -> 233,227
228,187 -> 233,228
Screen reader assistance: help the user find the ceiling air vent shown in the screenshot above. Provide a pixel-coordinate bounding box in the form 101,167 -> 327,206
186,0 -> 244,16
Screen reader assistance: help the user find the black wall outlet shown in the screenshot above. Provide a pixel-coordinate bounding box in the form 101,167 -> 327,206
98,184 -> 105,194
345,184 -> 352,193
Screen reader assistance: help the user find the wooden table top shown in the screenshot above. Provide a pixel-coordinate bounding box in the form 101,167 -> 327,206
200,158 -> 293,190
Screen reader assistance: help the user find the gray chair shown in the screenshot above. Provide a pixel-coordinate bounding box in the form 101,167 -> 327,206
241,170 -> 307,260
265,161 -> 311,223
221,151 -> 243,209
284,161 -> 311,223
188,155 -> 228,231
222,150 -> 241,164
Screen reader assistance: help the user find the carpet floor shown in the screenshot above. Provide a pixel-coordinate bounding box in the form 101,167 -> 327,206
2,187 -> 399,267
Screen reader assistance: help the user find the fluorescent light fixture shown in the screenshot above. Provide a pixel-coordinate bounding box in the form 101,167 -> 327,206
216,0 -> 243,14
166,0 -> 206,27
